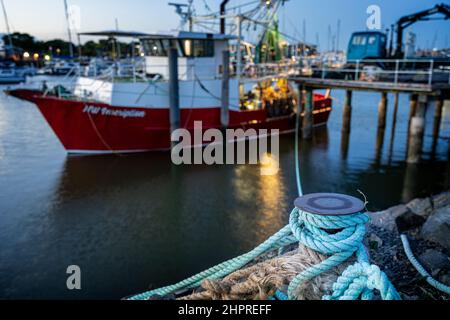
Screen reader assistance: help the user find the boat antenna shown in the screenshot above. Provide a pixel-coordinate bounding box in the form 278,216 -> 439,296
169,0 -> 194,31
1,0 -> 13,48
63,0 -> 74,57
336,19 -> 341,53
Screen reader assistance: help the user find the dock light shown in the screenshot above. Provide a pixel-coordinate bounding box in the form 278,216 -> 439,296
44,54 -> 51,61
23,52 -> 30,59
33,53 -> 39,60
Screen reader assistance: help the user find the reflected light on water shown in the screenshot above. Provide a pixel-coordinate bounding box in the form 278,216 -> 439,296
260,152 -> 280,177
231,161 -> 287,244
259,152 -> 286,229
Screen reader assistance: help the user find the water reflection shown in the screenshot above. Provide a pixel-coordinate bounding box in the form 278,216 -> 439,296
341,130 -> 350,160
402,163 -> 419,203
1,89 -> 449,299
375,127 -> 386,166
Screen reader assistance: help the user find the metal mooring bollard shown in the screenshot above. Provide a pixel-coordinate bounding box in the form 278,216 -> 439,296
294,193 -> 366,216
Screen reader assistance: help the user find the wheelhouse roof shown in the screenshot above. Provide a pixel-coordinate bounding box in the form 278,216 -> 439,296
78,30 -> 152,38
139,31 -> 237,41
351,31 -> 386,36
78,30 -> 237,41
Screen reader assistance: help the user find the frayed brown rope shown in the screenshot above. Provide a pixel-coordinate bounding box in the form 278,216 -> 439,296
179,245 -> 353,300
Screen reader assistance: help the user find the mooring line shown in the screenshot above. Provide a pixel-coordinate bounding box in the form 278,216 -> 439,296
401,234 -> 450,295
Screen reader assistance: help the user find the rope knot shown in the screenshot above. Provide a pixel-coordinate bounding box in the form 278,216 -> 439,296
323,262 -> 400,300
365,264 -> 382,290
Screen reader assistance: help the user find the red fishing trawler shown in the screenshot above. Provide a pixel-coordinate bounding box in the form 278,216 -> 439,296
8,31 -> 332,154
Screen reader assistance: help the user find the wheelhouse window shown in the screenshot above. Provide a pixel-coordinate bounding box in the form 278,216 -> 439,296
181,39 -> 214,58
141,39 -> 178,57
141,38 -> 215,58
142,39 -> 167,57
352,36 -> 367,46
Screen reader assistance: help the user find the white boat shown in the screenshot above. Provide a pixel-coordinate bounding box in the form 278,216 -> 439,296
0,62 -> 26,84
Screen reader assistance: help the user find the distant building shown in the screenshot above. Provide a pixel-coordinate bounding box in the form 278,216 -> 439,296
405,32 -> 416,58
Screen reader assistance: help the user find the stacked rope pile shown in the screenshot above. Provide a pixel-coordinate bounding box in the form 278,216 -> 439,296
129,203 -> 401,301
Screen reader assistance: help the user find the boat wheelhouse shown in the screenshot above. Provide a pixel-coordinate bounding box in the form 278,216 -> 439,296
74,31 -> 241,110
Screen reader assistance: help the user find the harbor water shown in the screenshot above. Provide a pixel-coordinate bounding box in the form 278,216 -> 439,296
0,77 -> 449,299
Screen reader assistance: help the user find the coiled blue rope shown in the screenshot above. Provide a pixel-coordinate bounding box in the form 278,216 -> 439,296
129,207 -> 400,300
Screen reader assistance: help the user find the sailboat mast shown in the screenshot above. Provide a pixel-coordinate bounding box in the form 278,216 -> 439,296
1,0 -> 13,47
63,0 -> 74,57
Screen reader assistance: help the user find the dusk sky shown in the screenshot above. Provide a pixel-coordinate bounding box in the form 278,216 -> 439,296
1,0 -> 449,50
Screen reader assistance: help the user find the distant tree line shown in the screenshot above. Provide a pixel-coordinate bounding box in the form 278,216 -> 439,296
2,32 -> 137,58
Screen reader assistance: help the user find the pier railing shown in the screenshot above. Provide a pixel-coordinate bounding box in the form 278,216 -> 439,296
321,59 -> 449,86
247,58 -> 450,87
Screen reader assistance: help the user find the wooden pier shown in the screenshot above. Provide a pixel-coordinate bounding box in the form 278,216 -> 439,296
290,75 -> 450,164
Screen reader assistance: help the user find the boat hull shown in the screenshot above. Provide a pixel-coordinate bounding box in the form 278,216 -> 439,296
8,89 -> 332,154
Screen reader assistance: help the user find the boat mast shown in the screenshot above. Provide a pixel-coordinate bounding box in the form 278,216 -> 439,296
1,0 -> 13,48
63,0 -> 74,57
115,18 -> 121,58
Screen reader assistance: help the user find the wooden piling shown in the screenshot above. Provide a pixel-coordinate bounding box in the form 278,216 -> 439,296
169,48 -> 180,147
392,93 -> 399,133
408,94 -> 418,127
342,90 -> 352,134
387,93 -> 400,164
302,87 -> 313,139
407,95 -> 428,164
340,90 -> 352,159
297,84 -> 304,119
432,97 -> 444,144
377,92 -> 388,130
221,50 -> 230,129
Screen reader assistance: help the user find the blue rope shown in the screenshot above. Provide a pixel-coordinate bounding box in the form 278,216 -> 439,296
295,95 -> 303,197
401,234 -> 450,295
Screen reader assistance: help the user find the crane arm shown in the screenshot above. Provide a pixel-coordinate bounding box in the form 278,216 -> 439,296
395,3 -> 450,57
